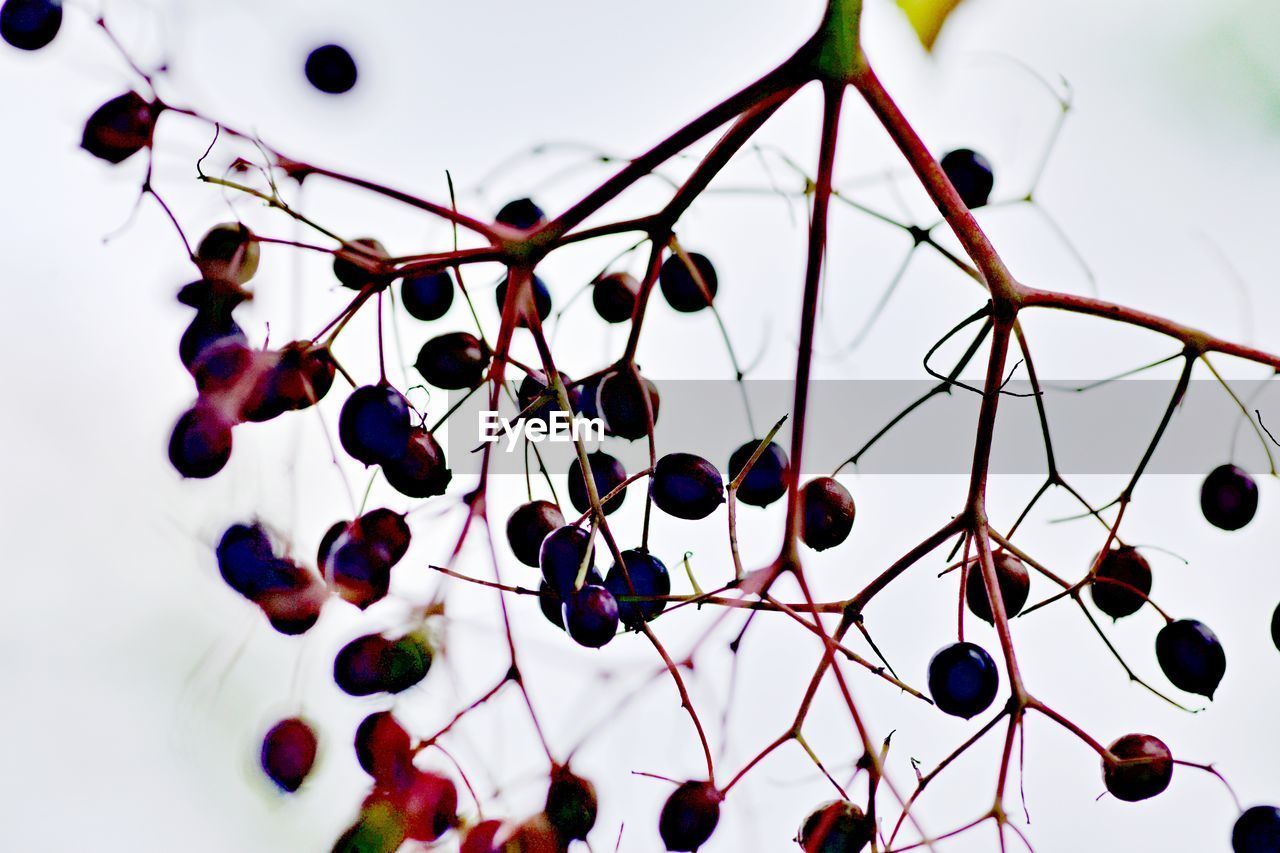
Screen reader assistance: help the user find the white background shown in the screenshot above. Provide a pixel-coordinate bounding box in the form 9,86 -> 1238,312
2,0 -> 1280,851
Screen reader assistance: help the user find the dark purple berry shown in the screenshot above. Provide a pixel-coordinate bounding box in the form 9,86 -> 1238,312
1272,603 -> 1280,654
415,332 -> 490,390
80,92 -> 156,164
257,343 -> 336,414
798,800 -> 873,853
659,781 -> 722,851
334,632 -> 433,696
592,272 -> 638,323
518,370 -> 580,424
401,271 -> 455,321
539,525 -> 595,598
177,278 -> 250,313
168,405 -> 233,479
545,765 -> 598,841
339,384 -> 412,466
1201,464 -> 1259,531
728,440 -> 789,508
604,549 -> 670,628
306,43 -> 358,94
799,477 -> 855,551
597,370 -> 661,440
539,580 -> 566,630
319,509 -> 411,609
382,427 -> 452,499
1,0 -> 62,51
196,222 -> 260,285
216,523 -> 301,600
495,273 -> 552,326
659,252 -> 718,313
180,311 -> 247,372
1090,546 -> 1152,620
562,585 -> 619,648
1103,733 -> 1173,802
964,552 -> 1031,623
940,148 -> 995,209
333,238 -> 388,290
495,198 -> 546,230
393,770 -> 459,842
651,453 -> 725,520
1233,806 -> 1280,853
568,451 -> 628,516
260,717 -> 318,793
928,642 -> 999,719
507,501 -> 565,568
1156,619 -> 1226,699
354,711 -> 414,786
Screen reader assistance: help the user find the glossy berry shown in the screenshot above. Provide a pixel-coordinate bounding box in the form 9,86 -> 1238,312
1103,733 -> 1173,802
506,501 -> 565,568
518,370 -> 580,424
798,477 -> 855,551
605,549 -> 671,629
562,584 -> 619,648
1201,464 -> 1259,531
257,582 -> 327,636
940,148 -> 995,209
495,198 -> 546,230
727,439 -> 789,508
928,642 -> 999,719
196,222 -> 260,285
396,771 -> 459,842
659,252 -> 718,313
354,711 -> 414,785
415,332 -> 490,390
798,800 -> 873,853
180,311 -> 246,372
339,384 -> 412,466
1273,603 -> 1280,654
168,406 -> 233,479
592,272 -> 639,323
260,718 -> 318,793
334,632 -> 433,697
964,552 -> 1031,623
545,766 -> 598,841
333,238 -> 388,290
495,273 -> 552,325
538,580 -> 567,630
459,820 -> 505,853
382,427 -> 452,499
401,271 -> 455,321
568,451 -> 628,516
1156,619 -> 1226,699
659,781 -> 722,851
651,453 -> 726,520
596,370 -> 661,440
1090,546 -> 1152,620
1233,806 -> 1280,853
0,0 -> 62,51
539,525 -> 595,598
306,44 -> 358,94
215,523 -> 309,601
81,92 -> 156,164
319,509 -> 411,609
259,342 -> 336,413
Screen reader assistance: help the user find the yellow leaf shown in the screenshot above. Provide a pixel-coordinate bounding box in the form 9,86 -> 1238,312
897,0 -> 968,51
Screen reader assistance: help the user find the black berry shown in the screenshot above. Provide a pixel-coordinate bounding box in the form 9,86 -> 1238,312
168,405 -> 233,479
196,222 -> 260,285
260,717 -> 318,793
605,549 -> 671,629
415,332 -> 490,390
1,0 -> 62,51
659,252 -> 718,313
568,451 -> 628,516
596,370 -> 661,440
592,272 -> 639,323
539,525 -> 595,598
798,800 -> 873,853
382,427 -> 452,499
495,198 -> 546,230
1090,546 -> 1152,620
318,509 -> 411,610
338,383 -> 412,466
1201,464 -> 1259,531
539,580 -> 567,630
495,273 -> 552,326
507,501 -> 565,568
659,781 -> 722,851
333,238 -> 388,290
964,552 -> 1031,623
562,584 -> 619,648
545,765 -> 598,841
651,453 -> 726,520
940,148 -> 995,209
80,92 -> 156,164
727,439 -> 789,508
334,631 -> 433,697
401,271 -> 455,321
798,477 -> 855,551
1233,806 -> 1280,853
1156,619 -> 1226,699
179,311 -> 247,373
306,44 -> 358,94
1102,733 -> 1173,802
928,641 -> 999,719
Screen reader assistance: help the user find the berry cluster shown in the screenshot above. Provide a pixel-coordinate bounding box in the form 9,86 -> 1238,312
9,0 -> 1280,851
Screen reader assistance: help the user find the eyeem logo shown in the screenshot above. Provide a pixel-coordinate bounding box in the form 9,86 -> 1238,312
480,410 -> 606,451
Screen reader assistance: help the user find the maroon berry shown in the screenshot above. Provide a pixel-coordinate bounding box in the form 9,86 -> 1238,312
545,765 -> 598,841
80,92 -> 156,164
659,781 -> 722,851
460,820 -> 505,853
415,332 -> 490,390
382,427 -> 452,499
964,552 -> 1031,623
333,238 -> 388,291
318,509 -> 411,609
592,272 -> 639,323
1103,734 -> 1173,802
1090,546 -> 1152,620
568,451 -> 628,516
334,632 -> 433,696
562,584 -> 619,648
798,800 -> 873,852
355,712 -> 414,785
260,717 -> 318,793
196,222 -> 260,285
507,501 -> 565,568
597,370 -> 660,440
799,477 -> 855,551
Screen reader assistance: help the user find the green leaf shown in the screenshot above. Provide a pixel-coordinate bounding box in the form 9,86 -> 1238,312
896,0 -> 967,51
